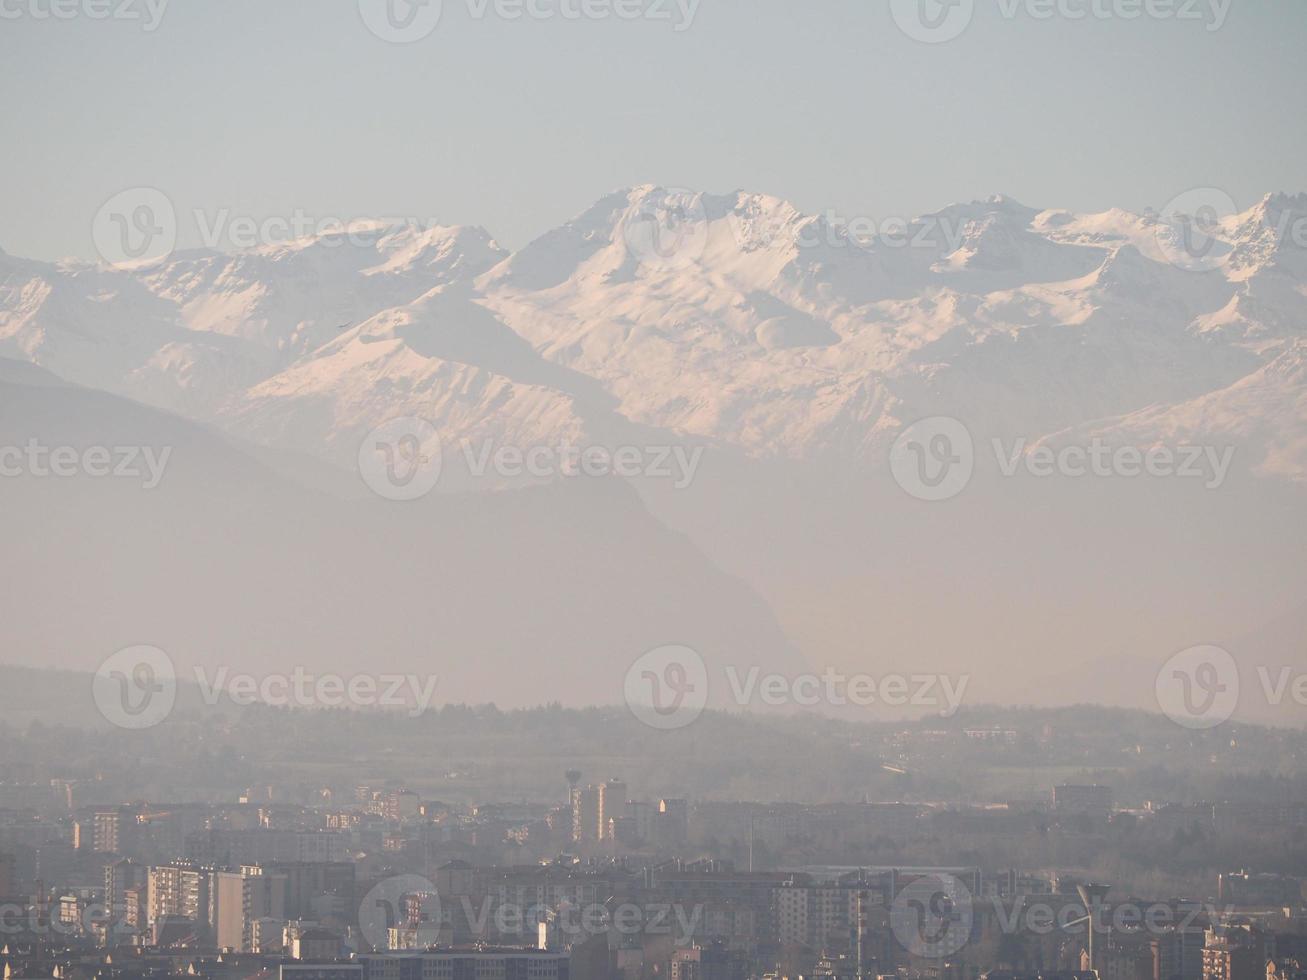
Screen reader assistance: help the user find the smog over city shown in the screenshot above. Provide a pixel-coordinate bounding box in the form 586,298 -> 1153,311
2,5 -> 1307,980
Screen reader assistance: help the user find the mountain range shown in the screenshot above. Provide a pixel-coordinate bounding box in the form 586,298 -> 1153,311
2,186 -> 1305,723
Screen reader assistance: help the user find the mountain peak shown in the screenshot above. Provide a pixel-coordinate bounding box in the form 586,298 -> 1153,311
1223,191 -> 1307,280
1259,190 -> 1307,212
925,195 -> 1042,232
986,193 -> 1032,210
1086,242 -> 1162,293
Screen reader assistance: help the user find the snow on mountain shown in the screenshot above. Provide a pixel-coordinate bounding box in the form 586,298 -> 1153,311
1064,340 -> 1307,484
225,285 -> 596,462
143,223 -> 505,353
928,195 -> 1105,290
1,187 -> 1305,480
0,256 -> 219,403
1,222 -> 508,423
1222,192 -> 1307,280
478,187 -> 1297,463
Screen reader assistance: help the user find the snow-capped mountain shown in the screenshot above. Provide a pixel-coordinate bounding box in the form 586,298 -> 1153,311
5,186 -> 1307,719
1067,339 -> 1307,484
0,222 -> 507,424
3,185 -> 1305,481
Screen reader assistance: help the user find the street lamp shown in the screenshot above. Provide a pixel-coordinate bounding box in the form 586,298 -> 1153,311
1076,883 -> 1111,977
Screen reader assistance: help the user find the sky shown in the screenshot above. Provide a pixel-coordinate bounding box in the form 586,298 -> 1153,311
2,0 -> 1305,261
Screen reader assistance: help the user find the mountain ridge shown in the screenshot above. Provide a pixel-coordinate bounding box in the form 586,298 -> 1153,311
2,186 -> 1305,481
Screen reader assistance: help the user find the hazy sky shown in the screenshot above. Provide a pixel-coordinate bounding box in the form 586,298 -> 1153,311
2,0 -> 1304,261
